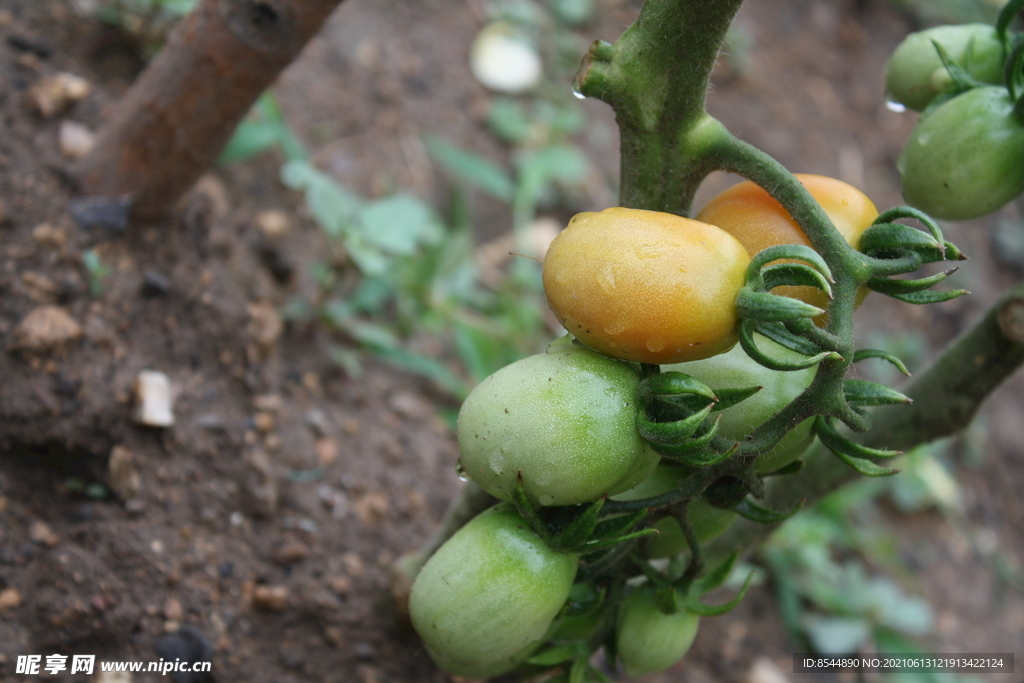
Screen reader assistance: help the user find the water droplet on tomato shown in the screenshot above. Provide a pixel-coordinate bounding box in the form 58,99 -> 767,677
489,452 -> 506,475
597,265 -> 617,293
646,336 -> 666,353
455,461 -> 469,482
538,493 -> 556,505
571,87 -> 586,100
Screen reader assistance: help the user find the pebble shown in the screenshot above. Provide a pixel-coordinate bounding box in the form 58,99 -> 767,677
326,575 -> 351,596
11,305 -> 83,353
141,270 -> 172,297
746,657 -> 791,683
247,302 -> 283,350
132,370 -> 175,427
469,22 -> 542,94
271,540 -> 310,566
29,72 -> 90,118
0,587 -> 22,610
253,411 -> 275,434
108,445 -> 141,499
29,520 -> 59,546
163,597 -> 184,621
58,120 -> 95,159
341,552 -> 365,577
255,209 -> 293,241
252,584 -> 289,612
31,222 -> 66,249
314,437 -> 338,467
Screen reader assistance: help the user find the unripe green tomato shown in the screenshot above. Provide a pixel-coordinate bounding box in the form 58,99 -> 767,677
612,464 -> 736,557
409,504 -> 579,679
616,586 -> 700,677
665,335 -> 816,474
885,23 -> 1004,112
458,337 -> 659,506
899,86 -> 1024,220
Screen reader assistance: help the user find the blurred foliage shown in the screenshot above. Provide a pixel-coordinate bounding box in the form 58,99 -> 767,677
74,0 -> 197,55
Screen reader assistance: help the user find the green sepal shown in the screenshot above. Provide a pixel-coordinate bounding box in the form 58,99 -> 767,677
551,497 -> 606,550
843,379 -> 912,406
866,267 -> 958,295
740,321 -> 835,370
683,570 -> 754,616
593,510 -> 648,538
747,243 -> 833,283
665,439 -> 736,468
755,320 -> 824,357
814,416 -> 902,459
815,417 -> 902,477
653,585 -> 682,615
641,371 -> 717,402
511,473 -> 550,538
648,418 -> 721,460
852,348 -> 911,376
886,288 -> 969,305
527,644 -> 584,666
709,385 -> 762,411
702,476 -> 750,510
871,206 -> 944,243
736,288 -> 825,322
690,550 -> 738,596
997,0 -> 1024,41
576,527 -> 659,553
761,263 -> 834,299
735,497 -> 804,524
761,459 -> 804,477
637,403 -> 714,445
932,39 -> 990,93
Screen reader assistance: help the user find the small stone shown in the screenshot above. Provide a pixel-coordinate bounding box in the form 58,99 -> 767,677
341,418 -> 360,436
29,520 -> 59,546
469,22 -> 542,94
271,541 -> 310,566
327,575 -> 351,596
252,585 -> 289,612
253,411 -> 275,434
255,209 -> 292,241
746,657 -> 791,683
20,271 -> 57,301
12,305 -> 83,353
58,120 -> 95,159
253,394 -> 283,412
247,302 -> 283,350
341,552 -> 365,578
132,370 -> 174,427
29,72 -> 90,118
352,492 -> 389,524
389,390 -> 429,419
163,597 -> 184,621
0,587 -> 22,610
32,222 -> 66,249
108,445 -> 141,499
314,438 -> 338,467
141,270 -> 171,297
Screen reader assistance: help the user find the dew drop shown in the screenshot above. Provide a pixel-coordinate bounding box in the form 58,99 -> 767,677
489,451 -> 506,475
455,461 -> 469,482
572,88 -> 586,100
646,336 -> 666,353
597,264 -> 617,293
538,494 -> 556,505
884,96 -> 907,113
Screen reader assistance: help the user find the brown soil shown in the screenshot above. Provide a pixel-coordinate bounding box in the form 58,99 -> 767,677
0,1 -> 1022,682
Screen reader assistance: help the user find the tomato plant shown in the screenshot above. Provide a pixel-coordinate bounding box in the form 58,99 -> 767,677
457,335 -> 659,506
899,86 -> 1024,220
408,504 -> 579,679
542,207 -> 750,364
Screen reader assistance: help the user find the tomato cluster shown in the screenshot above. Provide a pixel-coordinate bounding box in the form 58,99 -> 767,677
886,19 -> 1024,220
409,179 -> 879,679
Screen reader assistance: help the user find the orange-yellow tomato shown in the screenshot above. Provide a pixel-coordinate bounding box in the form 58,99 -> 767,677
542,207 -> 750,365
695,175 -> 878,314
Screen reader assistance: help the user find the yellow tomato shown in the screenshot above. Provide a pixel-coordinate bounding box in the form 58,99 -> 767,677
542,208 -> 751,365
695,174 -> 878,316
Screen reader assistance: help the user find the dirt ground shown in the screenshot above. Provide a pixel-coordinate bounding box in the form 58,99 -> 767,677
0,0 -> 1022,682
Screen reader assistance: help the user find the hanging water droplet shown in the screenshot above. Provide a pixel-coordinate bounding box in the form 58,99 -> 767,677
455,461 -> 469,482
884,96 -> 907,113
489,451 -> 506,475
572,87 -> 586,100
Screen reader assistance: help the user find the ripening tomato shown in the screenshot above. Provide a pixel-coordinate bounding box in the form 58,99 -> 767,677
899,86 -> 1024,220
695,174 -> 878,317
885,23 -> 1005,112
457,336 -> 659,506
616,585 -> 700,677
542,207 -> 751,365
409,504 -> 579,679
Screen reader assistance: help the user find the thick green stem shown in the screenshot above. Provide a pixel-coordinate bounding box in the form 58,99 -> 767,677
575,0 -> 743,213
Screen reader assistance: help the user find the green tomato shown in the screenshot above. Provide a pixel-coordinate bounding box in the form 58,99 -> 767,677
664,335 -> 816,474
616,586 -> 700,677
899,86 -> 1024,220
885,23 -> 1004,112
458,336 -> 659,506
409,504 -> 579,679
612,464 -> 736,557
